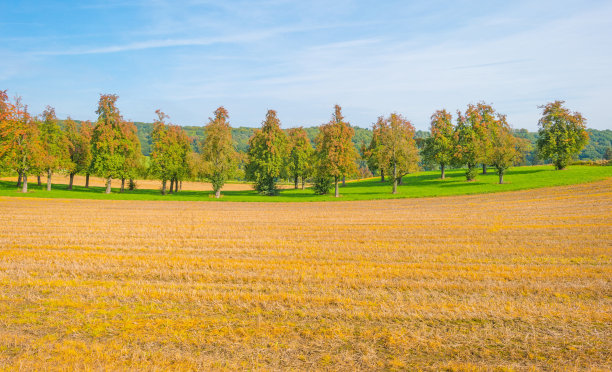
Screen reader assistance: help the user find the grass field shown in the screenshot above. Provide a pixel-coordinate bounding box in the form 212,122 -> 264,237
0,180 -> 610,370
1,164 -> 611,202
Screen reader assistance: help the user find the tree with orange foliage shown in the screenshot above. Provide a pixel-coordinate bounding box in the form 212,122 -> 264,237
0,93 -> 44,192
314,105 -> 357,197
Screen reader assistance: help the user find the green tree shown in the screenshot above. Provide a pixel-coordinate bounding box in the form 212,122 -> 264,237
455,103 -> 500,181
90,94 -> 129,194
201,107 -> 237,198
149,110 -> 191,195
379,113 -> 420,194
314,105 -> 357,197
39,106 -> 72,191
246,110 -> 288,195
537,101 -> 588,170
604,147 -> 612,161
149,110 -> 173,194
64,118 -> 93,190
117,120 -> 144,192
287,127 -> 313,189
364,116 -> 390,182
423,109 -> 455,179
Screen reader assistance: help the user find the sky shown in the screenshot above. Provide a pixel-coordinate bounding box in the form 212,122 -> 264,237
1,0 -> 611,131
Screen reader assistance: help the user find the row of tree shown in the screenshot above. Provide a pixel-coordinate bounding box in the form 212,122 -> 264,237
0,92 -> 143,193
0,90 -> 589,197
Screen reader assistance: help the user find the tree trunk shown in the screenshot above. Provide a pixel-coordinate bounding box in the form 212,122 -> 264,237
294,175 -> 299,189
21,174 -> 28,193
334,176 -> 339,197
105,177 -> 112,194
392,163 -> 398,194
398,176 -> 403,185
16,172 -> 22,188
47,169 -> 52,191
37,174 -> 42,186
169,178 -> 174,194
85,173 -> 90,188
174,178 -> 179,193
161,179 -> 167,195
482,164 -> 487,174
499,172 -> 504,184
342,175 -> 346,186
381,169 -> 385,182
179,181 -> 182,191
120,178 -> 125,193
301,176 -> 305,190
215,189 -> 221,198
440,164 -> 445,179
68,173 -> 75,190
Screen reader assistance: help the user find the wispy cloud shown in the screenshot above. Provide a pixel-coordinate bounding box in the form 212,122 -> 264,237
35,31 -> 273,56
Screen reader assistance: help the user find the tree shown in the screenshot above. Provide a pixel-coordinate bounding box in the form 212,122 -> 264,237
201,106 -> 237,198
149,110 -> 191,195
423,109 -> 455,179
604,147 -> 612,161
150,111 -> 173,194
314,105 -> 357,197
167,125 -> 191,193
246,110 -> 288,195
379,113 -> 419,194
117,120 -> 143,192
364,116 -> 390,182
64,119 -> 93,190
287,127 -> 313,189
455,103 -> 500,181
38,106 -> 72,191
90,94 -> 129,194
0,95 -> 44,193
0,90 -> 15,174
537,101 -> 588,170
488,115 -> 522,184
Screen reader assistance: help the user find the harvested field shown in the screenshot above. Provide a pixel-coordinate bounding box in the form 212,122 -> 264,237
0,175 -> 291,192
0,180 -> 611,370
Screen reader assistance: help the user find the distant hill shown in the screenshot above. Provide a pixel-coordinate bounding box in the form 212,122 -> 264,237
134,122 -> 378,156
83,121 -> 612,163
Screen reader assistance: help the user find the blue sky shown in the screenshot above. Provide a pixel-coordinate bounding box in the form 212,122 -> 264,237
1,0 -> 611,130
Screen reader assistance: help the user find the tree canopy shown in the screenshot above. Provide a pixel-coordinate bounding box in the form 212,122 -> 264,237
246,110 -> 288,195
287,126 -> 313,189
422,109 -> 455,179
537,101 -> 588,170
201,107 -> 237,198
314,105 -> 357,197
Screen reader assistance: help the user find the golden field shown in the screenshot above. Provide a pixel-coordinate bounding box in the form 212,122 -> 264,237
0,174 -> 292,191
0,180 -> 611,370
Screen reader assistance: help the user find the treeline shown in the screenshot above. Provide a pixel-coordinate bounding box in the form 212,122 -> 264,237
132,121 -> 611,164
0,90 -> 601,197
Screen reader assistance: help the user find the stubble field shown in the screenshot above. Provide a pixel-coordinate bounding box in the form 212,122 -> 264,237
0,180 -> 611,370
